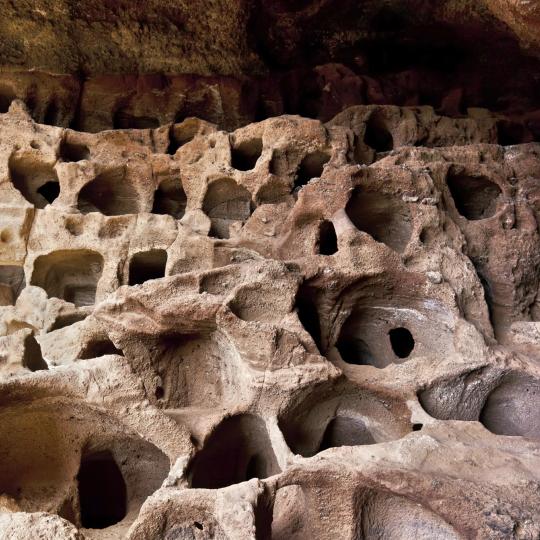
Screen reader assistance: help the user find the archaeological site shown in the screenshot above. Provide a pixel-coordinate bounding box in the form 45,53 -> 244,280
1,1 -> 540,538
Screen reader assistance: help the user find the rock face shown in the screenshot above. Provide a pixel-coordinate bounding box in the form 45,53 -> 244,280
1,98 -> 540,539
1,2 -> 540,540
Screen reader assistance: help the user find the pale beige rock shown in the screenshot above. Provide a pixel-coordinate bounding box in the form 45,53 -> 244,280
0,100 -> 539,539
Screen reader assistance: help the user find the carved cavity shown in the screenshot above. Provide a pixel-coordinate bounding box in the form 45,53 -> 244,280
364,112 -> 394,152
9,155 -> 60,208
60,139 -> 90,162
345,188 -> 412,253
480,374 -> 540,439
190,414 -> 280,488
128,249 -> 167,285
335,279 -> 454,369
279,386 -> 410,457
78,168 -> 139,215
78,450 -> 127,529
294,150 -> 330,191
150,332 -> 240,408
295,283 -> 322,350
152,179 -> 187,219
0,402 -> 170,524
31,250 -> 104,306
43,100 -> 60,126
167,120 -> 204,155
80,338 -> 123,359
0,265 -> 25,306
231,138 -> 263,171
203,178 -> 252,239
447,172 -> 502,220
0,86 -> 15,113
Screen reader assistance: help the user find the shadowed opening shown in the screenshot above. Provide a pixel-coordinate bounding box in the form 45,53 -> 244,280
364,112 -> 393,152
78,168 -> 139,215
294,150 -> 330,191
128,249 -> 167,285
389,327 -> 415,358
447,172 -> 501,220
78,450 -> 127,529
152,179 -> 187,219
231,138 -> 263,171
345,188 -> 412,253
318,220 -> 338,255
190,414 -> 280,489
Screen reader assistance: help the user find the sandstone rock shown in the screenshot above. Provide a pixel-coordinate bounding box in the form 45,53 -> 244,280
0,97 -> 539,538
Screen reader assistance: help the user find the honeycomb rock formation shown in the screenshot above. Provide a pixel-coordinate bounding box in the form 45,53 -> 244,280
1,2 -> 540,539
1,97 -> 540,539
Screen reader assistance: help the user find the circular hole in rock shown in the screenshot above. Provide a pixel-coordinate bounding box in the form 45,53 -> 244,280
388,327 -> 415,358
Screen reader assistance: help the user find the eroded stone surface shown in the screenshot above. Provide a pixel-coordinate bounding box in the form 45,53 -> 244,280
1,97 -> 540,539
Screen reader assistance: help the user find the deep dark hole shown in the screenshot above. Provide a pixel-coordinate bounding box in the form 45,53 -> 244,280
129,249 -> 167,285
37,181 -> 60,204
294,151 -> 330,191
155,386 -> 164,400
190,414 -> 278,489
22,335 -> 48,372
194,522 -> 204,530
246,454 -> 265,480
231,138 -> 263,171
497,120 -> 526,146
0,93 -> 15,113
364,113 -> 393,153
152,182 -> 187,219
388,327 -> 415,358
446,173 -> 501,220
78,451 -> 127,529
412,423 -> 423,431
295,285 -> 321,351
318,220 -> 338,255
60,140 -> 90,162
44,101 -> 60,126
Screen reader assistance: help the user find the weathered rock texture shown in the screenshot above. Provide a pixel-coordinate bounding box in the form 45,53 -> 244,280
1,2 -> 540,539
